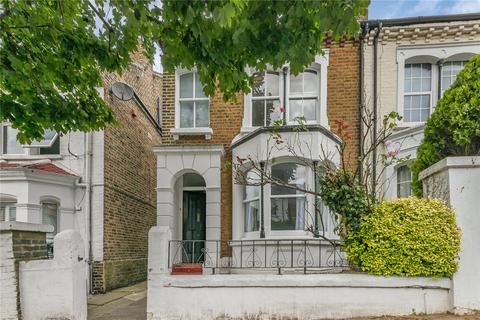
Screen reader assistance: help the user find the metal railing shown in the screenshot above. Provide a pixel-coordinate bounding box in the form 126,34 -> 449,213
168,239 -> 350,274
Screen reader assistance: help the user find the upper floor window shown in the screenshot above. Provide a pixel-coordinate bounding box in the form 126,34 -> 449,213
441,61 -> 467,94
249,67 -> 321,127
1,123 -> 60,156
252,71 -> 282,127
178,71 -> 209,128
289,70 -> 318,123
403,63 -> 432,123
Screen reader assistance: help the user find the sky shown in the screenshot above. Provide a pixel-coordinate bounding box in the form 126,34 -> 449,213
368,0 -> 480,19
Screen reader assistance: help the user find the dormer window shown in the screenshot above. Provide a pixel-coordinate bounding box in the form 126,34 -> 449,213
1,123 -> 60,156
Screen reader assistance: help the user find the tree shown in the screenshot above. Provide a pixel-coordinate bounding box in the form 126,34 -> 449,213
0,0 -> 368,143
411,54 -> 480,196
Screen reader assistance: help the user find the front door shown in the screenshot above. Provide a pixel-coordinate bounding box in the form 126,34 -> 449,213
182,191 -> 206,263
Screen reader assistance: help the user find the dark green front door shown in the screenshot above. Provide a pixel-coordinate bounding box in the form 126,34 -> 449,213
182,191 -> 206,263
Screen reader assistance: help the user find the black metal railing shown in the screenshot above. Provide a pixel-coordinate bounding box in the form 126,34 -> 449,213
168,239 -> 350,274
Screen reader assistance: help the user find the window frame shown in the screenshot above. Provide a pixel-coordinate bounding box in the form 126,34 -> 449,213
403,63 -> 434,124
175,70 -> 211,129
286,69 -> 320,125
396,164 -> 412,198
0,202 -> 17,222
396,44 -> 480,126
441,60 -> 467,95
1,122 -> 61,157
250,70 -> 283,127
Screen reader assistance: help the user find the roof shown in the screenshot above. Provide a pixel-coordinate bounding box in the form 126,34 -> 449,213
0,162 -> 76,176
362,12 -> 480,27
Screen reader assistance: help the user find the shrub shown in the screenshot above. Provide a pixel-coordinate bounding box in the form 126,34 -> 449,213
348,197 -> 461,277
412,55 -> 480,196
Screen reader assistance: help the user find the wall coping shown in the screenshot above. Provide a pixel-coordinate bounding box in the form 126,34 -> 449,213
156,273 -> 451,290
0,221 -> 53,233
419,156 -> 480,180
153,144 -> 224,155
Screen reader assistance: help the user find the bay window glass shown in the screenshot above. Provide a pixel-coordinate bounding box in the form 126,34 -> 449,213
179,72 -> 209,128
441,61 -> 467,94
270,163 -> 306,231
397,165 -> 412,198
0,202 -> 16,222
289,70 -> 318,122
244,170 -> 260,232
404,63 -> 432,122
251,71 -> 281,127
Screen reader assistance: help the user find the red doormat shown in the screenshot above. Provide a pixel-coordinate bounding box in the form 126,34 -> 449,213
171,263 -> 203,275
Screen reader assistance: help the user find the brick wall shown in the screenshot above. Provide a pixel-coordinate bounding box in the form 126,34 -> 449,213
160,41 -> 360,242
94,52 -> 161,292
0,224 -> 48,320
327,40 -> 361,171
160,74 -> 244,242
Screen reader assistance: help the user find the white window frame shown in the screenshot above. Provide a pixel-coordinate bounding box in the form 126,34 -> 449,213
403,62 -> 434,124
1,122 -> 61,158
441,60 -> 468,95
0,202 -> 17,222
396,164 -> 412,198
250,70 -> 283,127
242,52 -> 329,131
286,69 -> 320,125
396,43 -> 480,126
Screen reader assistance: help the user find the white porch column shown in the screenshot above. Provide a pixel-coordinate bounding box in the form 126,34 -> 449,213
420,156 -> 480,314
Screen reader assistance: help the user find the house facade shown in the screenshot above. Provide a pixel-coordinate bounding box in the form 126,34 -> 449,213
154,38 -> 361,269
0,52 -> 161,293
361,13 -> 480,199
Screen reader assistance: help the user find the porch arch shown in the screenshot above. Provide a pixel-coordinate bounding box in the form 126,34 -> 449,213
154,145 -> 224,242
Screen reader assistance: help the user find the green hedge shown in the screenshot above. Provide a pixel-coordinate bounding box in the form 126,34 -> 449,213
411,54 -> 480,196
347,197 -> 461,277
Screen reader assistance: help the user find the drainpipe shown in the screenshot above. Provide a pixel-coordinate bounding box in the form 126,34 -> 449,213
313,160 -> 319,238
437,59 -> 444,100
83,132 -> 94,293
372,22 -> 382,196
282,66 -> 288,126
260,161 -> 265,238
359,22 -> 368,181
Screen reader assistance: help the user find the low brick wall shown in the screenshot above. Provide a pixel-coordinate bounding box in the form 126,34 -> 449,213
0,222 -> 51,320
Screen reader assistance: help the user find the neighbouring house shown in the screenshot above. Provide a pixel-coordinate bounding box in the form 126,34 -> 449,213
0,52 -> 161,293
361,13 -> 480,199
154,35 -> 361,271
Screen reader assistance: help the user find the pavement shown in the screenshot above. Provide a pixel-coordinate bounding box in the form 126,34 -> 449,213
88,281 -> 147,320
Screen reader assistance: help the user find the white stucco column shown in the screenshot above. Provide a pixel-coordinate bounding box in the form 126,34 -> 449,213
420,156 -> 480,314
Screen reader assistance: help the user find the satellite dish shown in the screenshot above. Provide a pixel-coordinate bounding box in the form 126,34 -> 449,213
110,82 -> 134,101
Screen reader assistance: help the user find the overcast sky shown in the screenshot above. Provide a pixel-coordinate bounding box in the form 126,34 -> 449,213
369,0 -> 480,19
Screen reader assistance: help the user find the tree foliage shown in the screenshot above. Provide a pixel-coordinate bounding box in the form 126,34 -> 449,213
411,54 -> 480,196
0,0 -> 368,143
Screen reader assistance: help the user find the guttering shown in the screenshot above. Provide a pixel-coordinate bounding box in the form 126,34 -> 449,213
364,12 -> 480,27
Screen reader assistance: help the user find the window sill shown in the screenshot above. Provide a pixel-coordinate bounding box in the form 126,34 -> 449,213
170,127 -> 213,140
0,155 -> 62,161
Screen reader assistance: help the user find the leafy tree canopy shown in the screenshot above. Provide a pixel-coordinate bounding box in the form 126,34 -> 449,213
0,0 -> 368,143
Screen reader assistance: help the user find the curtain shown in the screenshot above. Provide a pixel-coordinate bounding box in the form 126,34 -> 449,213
295,197 -> 305,230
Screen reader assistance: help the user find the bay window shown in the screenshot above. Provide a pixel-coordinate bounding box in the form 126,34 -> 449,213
178,71 -> 209,128
244,171 -> 260,232
0,202 -> 16,222
270,163 -> 306,231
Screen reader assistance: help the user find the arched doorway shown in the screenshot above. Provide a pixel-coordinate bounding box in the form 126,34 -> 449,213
181,173 -> 206,263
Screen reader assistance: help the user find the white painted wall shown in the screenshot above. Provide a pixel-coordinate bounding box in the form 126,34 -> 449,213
19,230 -> 87,320
421,156 -> 480,314
147,272 -> 451,320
